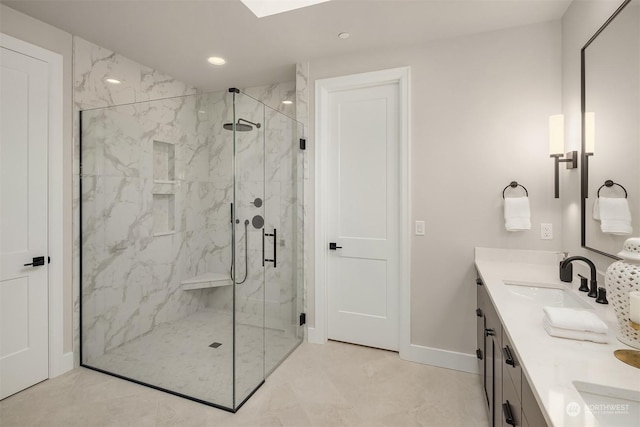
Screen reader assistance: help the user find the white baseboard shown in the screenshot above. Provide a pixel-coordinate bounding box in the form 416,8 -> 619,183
306,327 -> 326,344
401,343 -> 479,374
50,351 -> 74,378
306,329 -> 478,375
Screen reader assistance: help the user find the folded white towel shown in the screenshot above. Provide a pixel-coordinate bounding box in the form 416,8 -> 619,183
543,306 -> 608,333
598,197 -> 632,235
504,197 -> 531,231
592,198 -> 600,220
543,319 -> 608,343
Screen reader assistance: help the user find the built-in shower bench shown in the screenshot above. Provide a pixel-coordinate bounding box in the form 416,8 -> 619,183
181,272 -> 232,290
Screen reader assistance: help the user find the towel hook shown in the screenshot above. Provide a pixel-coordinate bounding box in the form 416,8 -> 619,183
597,180 -> 627,198
502,181 -> 528,199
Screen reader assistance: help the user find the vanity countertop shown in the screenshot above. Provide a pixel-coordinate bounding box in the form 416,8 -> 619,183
475,247 -> 640,427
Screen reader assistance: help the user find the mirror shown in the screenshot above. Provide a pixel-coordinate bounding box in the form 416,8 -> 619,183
582,0 -> 640,258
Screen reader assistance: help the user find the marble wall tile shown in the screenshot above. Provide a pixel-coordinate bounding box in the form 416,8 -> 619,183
76,37 -> 205,361
74,37 -> 195,109
243,81 -> 296,118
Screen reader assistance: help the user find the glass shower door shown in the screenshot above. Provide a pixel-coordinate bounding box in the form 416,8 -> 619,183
231,91 -> 266,407
263,107 -> 305,375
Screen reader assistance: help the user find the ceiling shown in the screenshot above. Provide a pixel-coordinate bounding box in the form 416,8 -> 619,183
2,0 -> 572,91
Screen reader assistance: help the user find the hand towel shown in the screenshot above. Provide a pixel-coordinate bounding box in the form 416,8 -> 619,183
504,197 -> 531,231
592,197 -> 600,220
543,319 -> 608,344
542,306 -> 608,333
598,197 -> 632,235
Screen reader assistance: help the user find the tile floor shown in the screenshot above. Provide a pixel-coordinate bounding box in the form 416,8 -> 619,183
0,341 -> 489,427
86,309 -> 300,407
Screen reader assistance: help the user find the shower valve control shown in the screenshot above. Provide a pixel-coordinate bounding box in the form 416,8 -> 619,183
329,242 -> 342,250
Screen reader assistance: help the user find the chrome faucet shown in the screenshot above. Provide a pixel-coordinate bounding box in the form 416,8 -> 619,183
559,256 -> 598,298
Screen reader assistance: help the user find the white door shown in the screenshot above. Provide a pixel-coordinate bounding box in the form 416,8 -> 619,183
327,82 -> 399,351
0,46 -> 49,399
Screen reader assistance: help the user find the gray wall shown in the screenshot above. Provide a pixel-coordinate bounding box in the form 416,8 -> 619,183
306,20 -> 563,354
1,4 -> 74,354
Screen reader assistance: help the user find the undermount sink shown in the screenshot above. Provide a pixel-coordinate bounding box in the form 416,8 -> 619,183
503,280 -> 593,310
572,381 -> 640,426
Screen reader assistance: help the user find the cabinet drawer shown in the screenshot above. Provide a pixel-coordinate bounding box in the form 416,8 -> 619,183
522,375 -> 548,427
502,330 -> 522,397
502,374 -> 522,427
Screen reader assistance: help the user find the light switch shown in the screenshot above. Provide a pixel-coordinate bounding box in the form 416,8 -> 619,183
415,221 -> 425,236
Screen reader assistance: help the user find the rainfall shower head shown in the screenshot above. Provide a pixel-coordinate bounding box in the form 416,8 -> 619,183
223,118 -> 262,132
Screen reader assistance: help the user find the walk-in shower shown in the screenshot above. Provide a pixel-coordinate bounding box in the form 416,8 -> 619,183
79,88 -> 304,411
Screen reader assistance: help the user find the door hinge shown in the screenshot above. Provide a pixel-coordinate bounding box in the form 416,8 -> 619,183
476,348 -> 483,360
300,138 -> 306,150
299,312 -> 306,326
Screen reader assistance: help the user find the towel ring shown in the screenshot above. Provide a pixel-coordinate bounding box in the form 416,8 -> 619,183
502,181 -> 528,199
597,180 -> 627,198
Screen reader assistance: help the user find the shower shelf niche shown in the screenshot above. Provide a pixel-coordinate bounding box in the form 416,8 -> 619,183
152,140 -> 177,236
181,272 -> 232,291
153,140 -> 175,182
152,193 -> 175,236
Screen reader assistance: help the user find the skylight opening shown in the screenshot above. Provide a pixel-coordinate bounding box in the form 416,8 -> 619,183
241,0 -> 331,18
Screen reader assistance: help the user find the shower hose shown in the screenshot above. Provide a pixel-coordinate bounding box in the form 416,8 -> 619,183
230,219 -> 249,284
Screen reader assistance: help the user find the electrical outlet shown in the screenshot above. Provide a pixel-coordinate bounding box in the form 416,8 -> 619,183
541,223 -> 553,240
415,221 -> 425,236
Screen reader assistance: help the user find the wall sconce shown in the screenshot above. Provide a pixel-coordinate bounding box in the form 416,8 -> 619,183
549,114 -> 577,198
583,112 -> 595,197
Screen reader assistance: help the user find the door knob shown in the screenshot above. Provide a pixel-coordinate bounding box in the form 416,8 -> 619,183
329,242 -> 342,250
24,256 -> 45,267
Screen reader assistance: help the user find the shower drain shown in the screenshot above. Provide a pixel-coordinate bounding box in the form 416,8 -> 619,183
209,342 -> 222,348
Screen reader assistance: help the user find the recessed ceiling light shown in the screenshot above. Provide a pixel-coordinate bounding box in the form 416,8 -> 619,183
282,100 -> 293,105
338,32 -> 350,39
105,78 -> 121,84
207,56 -> 226,66
241,0 -> 331,18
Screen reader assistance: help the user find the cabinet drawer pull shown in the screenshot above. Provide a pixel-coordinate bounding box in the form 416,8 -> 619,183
502,401 -> 516,426
503,345 -> 515,367
485,328 -> 495,337
476,308 -> 483,317
476,348 -> 483,360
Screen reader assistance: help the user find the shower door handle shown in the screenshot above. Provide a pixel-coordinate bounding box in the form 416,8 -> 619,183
264,228 -> 277,268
